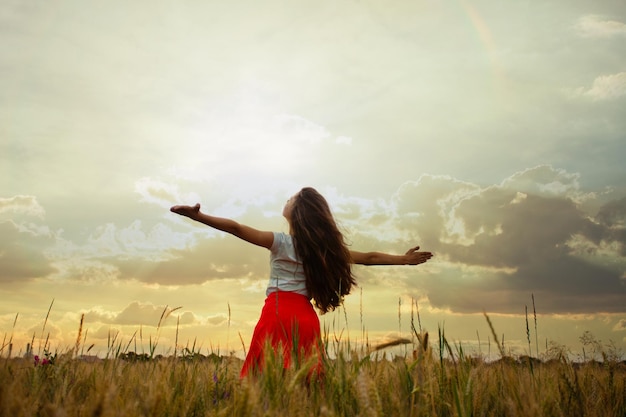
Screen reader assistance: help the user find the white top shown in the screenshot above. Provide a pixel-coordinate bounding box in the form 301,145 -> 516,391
266,232 -> 309,297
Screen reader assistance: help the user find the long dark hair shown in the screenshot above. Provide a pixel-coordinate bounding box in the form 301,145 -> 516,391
290,187 -> 356,313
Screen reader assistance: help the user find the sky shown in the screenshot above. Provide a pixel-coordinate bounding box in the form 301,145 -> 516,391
1,0 -> 625,361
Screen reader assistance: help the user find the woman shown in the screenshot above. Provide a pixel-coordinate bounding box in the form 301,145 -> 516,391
171,187 -> 432,377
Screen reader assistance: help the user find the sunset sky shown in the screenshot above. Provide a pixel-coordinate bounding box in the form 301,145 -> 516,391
1,0 -> 625,360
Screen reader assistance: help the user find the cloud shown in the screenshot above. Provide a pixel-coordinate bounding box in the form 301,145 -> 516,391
391,174 -> 481,248
83,307 -> 117,325
0,220 -> 56,283
26,320 -> 62,340
576,15 -> 626,38
0,195 -> 45,218
577,72 -> 626,101
112,234 -> 269,285
391,166 -> 626,314
51,259 -> 120,283
80,303 -> 199,331
36,194 -> 284,286
177,311 -> 198,326
47,220 -> 192,271
113,301 -> 173,327
500,165 -> 588,200
596,196 -> 626,229
135,178 -> 187,208
118,165 -> 624,315
90,325 -> 120,340
206,314 -> 228,326
16,165 -> 623,317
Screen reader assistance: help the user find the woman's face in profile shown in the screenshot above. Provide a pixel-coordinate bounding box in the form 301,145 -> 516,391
282,192 -> 299,220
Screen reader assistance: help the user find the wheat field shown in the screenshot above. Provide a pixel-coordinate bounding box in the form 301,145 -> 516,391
1,324 -> 625,417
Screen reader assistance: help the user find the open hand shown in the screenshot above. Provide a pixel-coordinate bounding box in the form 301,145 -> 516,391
404,246 -> 433,265
170,203 -> 201,219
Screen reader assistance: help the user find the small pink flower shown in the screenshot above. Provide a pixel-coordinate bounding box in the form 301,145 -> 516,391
34,355 -> 40,366
42,358 -> 50,366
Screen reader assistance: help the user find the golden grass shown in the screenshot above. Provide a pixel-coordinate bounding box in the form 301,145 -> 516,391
1,303 -> 624,416
1,335 -> 625,417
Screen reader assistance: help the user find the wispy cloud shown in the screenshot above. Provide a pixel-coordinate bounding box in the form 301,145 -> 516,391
0,195 -> 45,218
135,178 -> 197,208
576,15 -> 626,38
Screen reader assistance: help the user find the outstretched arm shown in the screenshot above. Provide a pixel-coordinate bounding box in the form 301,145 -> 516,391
350,246 -> 433,266
170,203 -> 274,249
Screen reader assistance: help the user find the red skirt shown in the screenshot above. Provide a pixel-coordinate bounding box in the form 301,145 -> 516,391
240,291 -> 322,378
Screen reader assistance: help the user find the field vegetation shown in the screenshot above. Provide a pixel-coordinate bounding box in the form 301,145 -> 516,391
1,305 -> 625,417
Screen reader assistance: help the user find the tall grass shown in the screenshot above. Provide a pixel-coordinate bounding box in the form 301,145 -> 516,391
0,307 -> 625,417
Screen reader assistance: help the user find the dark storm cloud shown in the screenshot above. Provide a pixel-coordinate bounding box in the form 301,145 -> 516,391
392,169 -> 626,314
596,196 -> 626,256
448,193 -> 602,267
